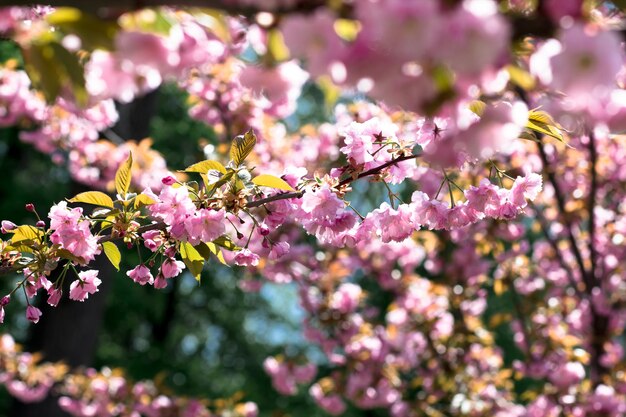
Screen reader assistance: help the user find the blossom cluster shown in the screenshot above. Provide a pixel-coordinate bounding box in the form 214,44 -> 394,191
0,333 -> 258,417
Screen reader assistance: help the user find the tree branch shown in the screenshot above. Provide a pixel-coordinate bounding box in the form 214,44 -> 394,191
3,0 -> 325,18
337,153 -> 420,188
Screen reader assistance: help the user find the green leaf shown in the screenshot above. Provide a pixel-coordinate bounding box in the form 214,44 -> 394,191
22,41 -> 62,104
56,248 -> 85,263
69,191 -> 114,208
230,130 -> 256,166
468,100 -> 486,117
506,65 -> 536,91
182,160 -> 227,174
101,242 -> 121,271
115,152 -> 133,197
252,174 -> 295,191
212,235 -> 241,251
134,193 -> 156,208
267,29 -> 290,62
46,8 -> 120,50
195,242 -> 229,265
49,41 -> 88,106
206,242 -> 228,265
180,242 -> 205,282
11,225 -> 43,244
333,19 -> 360,42
526,110 -> 565,143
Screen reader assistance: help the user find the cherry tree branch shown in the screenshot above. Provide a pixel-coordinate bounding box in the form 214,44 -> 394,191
3,0 -> 324,17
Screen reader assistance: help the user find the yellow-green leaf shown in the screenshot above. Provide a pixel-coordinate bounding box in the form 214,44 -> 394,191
47,8 -> 120,50
506,65 -> 536,91
469,100 -> 486,117
333,19 -> 361,42
182,160 -> 227,174
527,110 -> 565,143
11,225 -> 43,244
252,174 -> 295,191
101,241 -> 121,271
212,236 -> 241,251
115,152 -> 133,197
134,193 -> 156,208
206,242 -> 228,265
180,241 -> 205,281
267,29 -> 290,62
69,191 -> 114,208
230,130 -> 256,166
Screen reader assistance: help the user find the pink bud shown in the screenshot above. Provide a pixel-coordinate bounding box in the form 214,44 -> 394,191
47,288 -> 62,307
36,220 -> 45,228
26,305 -> 42,323
161,176 -> 177,186
258,223 -> 270,236
0,295 -> 10,306
1,220 -> 17,233
25,203 -> 35,212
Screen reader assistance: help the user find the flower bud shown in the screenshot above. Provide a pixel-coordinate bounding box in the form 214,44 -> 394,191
26,305 -> 42,323
25,203 -> 35,212
0,295 -> 11,306
161,176 -> 177,186
1,220 -> 17,233
36,220 -> 45,228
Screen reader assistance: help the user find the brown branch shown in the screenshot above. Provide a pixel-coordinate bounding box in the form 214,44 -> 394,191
3,0 -> 325,18
536,141 -> 591,292
337,153 -> 420,188
246,191 -> 304,208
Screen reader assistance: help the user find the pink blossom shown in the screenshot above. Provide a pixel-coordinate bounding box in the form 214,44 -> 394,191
184,208 -> 225,245
310,383 -> 346,415
127,265 -> 154,286
69,270 -> 101,302
142,229 -> 165,252
26,305 -> 42,323
1,220 -> 17,233
293,363 -> 317,384
147,185 -> 196,227
234,249 -> 260,267
549,361 -> 585,389
240,60 -> 309,118
269,241 -> 290,260
160,258 -> 185,279
510,173 -> 543,207
549,24 -> 623,102
280,9 -> 344,77
47,287 -> 62,307
436,0 -> 510,76
330,283 -> 362,314
5,380 -> 51,403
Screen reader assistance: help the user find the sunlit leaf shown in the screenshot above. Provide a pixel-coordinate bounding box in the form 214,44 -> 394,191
134,193 -> 156,208
333,19 -> 361,42
11,225 -> 43,245
115,152 -> 133,197
526,110 -> 565,143
46,8 -> 120,50
101,241 -> 121,271
183,160 -> 227,174
468,100 -> 486,117
267,29 -> 290,62
69,191 -> 114,208
230,130 -> 256,166
212,235 -> 241,251
506,65 -> 536,91
180,241 -> 205,282
251,174 -> 295,191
